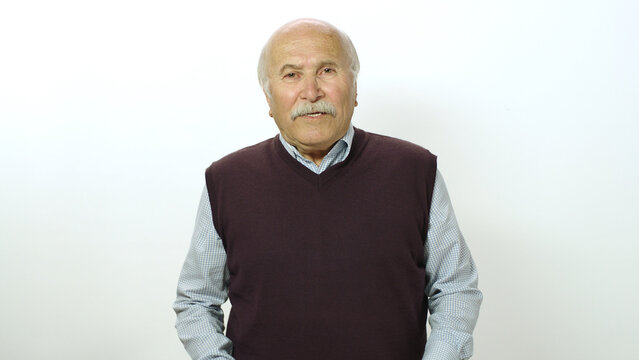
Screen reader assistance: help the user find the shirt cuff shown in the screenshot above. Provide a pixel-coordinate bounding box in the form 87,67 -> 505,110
423,339 -> 461,360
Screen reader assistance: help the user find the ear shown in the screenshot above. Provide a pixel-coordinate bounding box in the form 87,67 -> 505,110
353,81 -> 358,107
264,91 -> 273,117
264,91 -> 271,105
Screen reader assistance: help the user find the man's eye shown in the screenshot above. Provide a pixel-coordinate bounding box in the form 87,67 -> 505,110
322,68 -> 334,74
285,72 -> 297,78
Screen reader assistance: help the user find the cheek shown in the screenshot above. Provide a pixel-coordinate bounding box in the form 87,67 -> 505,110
271,90 -> 298,112
326,81 -> 355,104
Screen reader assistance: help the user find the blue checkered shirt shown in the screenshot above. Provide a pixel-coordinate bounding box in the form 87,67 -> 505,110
174,125 -> 482,359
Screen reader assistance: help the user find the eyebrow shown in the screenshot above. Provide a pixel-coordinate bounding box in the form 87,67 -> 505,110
278,61 -> 340,75
279,64 -> 303,74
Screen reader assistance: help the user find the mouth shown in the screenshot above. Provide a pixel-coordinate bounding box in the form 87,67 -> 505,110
300,112 -> 327,118
289,101 -> 337,120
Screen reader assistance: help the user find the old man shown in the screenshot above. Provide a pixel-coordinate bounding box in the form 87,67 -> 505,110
174,18 -> 482,360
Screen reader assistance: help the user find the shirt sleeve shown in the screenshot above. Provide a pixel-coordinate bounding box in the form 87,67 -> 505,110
422,170 -> 483,360
173,186 -> 235,360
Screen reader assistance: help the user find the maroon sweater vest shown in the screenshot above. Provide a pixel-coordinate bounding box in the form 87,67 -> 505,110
206,128 -> 437,360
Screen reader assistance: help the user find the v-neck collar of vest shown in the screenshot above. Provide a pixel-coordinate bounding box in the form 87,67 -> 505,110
273,127 -> 368,191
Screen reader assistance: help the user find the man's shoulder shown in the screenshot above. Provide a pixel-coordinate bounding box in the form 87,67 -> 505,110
206,136 -> 277,174
357,129 -> 438,186
359,129 -> 436,161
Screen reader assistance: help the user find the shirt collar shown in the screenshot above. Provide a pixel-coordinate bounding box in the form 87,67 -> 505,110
278,124 -> 355,171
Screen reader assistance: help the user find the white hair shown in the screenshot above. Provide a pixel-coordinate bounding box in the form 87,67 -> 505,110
257,20 -> 360,99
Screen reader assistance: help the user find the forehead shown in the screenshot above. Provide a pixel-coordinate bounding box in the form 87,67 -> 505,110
268,27 -> 347,68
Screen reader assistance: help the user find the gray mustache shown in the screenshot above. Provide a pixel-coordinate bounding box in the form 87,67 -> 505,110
290,101 -> 337,120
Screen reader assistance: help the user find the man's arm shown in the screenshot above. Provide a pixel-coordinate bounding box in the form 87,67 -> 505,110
173,187 -> 234,360
423,170 -> 483,360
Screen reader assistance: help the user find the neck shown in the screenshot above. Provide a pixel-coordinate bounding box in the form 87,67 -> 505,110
281,136 -> 344,166
279,126 -> 354,167
297,148 -> 331,166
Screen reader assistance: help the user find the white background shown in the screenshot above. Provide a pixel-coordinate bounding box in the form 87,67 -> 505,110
1,1 -> 637,359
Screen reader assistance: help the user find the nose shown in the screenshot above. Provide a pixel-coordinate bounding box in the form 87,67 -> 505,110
300,76 -> 324,102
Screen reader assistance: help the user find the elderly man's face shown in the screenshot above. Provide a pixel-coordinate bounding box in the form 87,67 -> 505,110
265,24 -> 357,157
